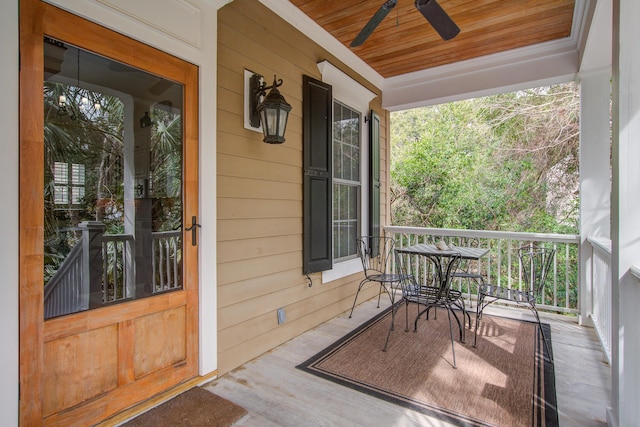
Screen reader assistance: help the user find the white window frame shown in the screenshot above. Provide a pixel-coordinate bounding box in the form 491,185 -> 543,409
317,61 -> 376,283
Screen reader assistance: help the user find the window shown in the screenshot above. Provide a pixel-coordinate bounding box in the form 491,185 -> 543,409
53,161 -> 85,205
333,101 -> 361,261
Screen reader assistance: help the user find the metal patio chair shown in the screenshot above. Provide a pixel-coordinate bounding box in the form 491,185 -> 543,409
349,236 -> 404,319
473,245 -> 556,361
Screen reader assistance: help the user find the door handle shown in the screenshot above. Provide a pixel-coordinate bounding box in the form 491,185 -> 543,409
185,216 -> 201,246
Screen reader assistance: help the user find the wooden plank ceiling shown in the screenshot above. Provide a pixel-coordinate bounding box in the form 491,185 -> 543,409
289,0 -> 575,78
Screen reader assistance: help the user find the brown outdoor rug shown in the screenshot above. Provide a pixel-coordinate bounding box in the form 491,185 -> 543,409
122,386 -> 247,427
297,303 -> 557,427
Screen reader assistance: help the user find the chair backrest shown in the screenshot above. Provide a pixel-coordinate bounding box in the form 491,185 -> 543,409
357,236 -> 395,277
519,245 -> 556,297
394,251 -> 417,298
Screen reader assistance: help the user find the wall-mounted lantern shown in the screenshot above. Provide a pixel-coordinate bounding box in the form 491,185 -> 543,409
249,74 -> 292,144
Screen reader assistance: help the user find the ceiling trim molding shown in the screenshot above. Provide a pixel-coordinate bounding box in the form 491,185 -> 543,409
382,38 -> 580,110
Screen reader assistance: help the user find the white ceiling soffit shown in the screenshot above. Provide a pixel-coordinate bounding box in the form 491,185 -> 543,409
260,0 -> 596,111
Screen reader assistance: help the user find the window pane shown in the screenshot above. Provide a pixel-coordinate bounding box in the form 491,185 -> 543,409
54,186 -> 68,204
54,162 -> 68,184
350,145 -> 360,181
71,186 -> 85,205
71,163 -> 85,185
333,141 -> 342,179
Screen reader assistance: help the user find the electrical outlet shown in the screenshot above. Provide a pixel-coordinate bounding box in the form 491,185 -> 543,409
277,308 -> 286,324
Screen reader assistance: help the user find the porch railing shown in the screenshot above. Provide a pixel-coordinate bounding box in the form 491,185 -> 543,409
102,233 -> 135,303
152,230 -> 182,293
44,223 -> 182,319
587,236 -> 612,363
385,226 -> 581,315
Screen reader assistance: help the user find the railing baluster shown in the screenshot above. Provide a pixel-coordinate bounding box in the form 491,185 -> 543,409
542,243 -> 558,306
507,239 -> 522,289
165,238 -> 171,290
565,244 -> 570,309
173,237 -> 178,287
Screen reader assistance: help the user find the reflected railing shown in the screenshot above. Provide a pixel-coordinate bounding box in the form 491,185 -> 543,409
44,222 -> 182,319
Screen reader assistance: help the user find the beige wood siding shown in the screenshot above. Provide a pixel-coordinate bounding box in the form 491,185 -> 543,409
217,0 -> 390,374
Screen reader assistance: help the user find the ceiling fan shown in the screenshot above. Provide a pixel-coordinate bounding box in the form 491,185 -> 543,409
350,0 -> 460,48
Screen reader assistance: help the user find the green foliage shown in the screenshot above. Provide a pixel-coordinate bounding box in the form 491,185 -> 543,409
391,83 -> 580,234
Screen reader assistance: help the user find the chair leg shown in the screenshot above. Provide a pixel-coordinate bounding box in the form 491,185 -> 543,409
447,305 -> 464,343
456,299 -> 467,343
348,278 -> 369,318
404,299 -> 410,332
446,308 -> 457,369
376,283 -> 384,308
383,300 -> 399,351
530,306 -> 554,362
473,294 -> 485,347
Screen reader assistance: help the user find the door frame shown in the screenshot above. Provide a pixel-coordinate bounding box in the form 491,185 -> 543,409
19,1 -> 200,424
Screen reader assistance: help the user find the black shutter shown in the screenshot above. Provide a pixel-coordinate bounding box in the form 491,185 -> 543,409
369,110 -> 381,251
303,75 -> 333,274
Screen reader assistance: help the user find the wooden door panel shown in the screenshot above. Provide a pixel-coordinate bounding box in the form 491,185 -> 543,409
43,326 -> 118,416
134,306 -> 187,378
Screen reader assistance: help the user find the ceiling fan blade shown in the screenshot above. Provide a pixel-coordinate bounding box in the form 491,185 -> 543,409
415,0 -> 460,41
350,0 -> 398,48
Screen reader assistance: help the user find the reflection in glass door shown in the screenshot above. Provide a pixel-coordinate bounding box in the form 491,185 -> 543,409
43,38 -> 184,319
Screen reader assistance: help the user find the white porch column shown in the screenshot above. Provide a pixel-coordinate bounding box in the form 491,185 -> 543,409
611,0 -> 640,425
577,70 -> 611,326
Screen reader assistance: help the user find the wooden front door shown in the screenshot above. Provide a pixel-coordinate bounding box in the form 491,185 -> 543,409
19,2 -> 200,425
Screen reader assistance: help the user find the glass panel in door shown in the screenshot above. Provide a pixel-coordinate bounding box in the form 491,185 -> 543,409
43,39 -> 184,319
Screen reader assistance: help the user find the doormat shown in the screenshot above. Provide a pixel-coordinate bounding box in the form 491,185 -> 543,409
121,386 -> 247,427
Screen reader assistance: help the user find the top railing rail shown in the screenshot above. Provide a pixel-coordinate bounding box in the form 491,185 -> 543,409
385,226 -> 579,244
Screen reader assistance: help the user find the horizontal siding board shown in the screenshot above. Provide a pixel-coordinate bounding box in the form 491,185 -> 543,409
218,153 -> 301,184
216,130 -> 302,166
217,235 -> 302,264
217,176 -> 301,200
217,268 -> 304,308
218,199 -> 301,220
218,252 -> 301,285
217,218 -> 301,242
